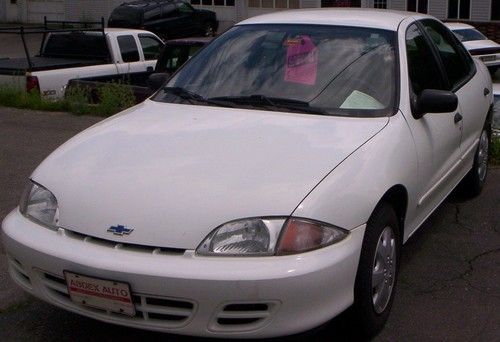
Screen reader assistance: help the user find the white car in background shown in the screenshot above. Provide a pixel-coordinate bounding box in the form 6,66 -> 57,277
445,22 -> 500,73
2,9 -> 494,339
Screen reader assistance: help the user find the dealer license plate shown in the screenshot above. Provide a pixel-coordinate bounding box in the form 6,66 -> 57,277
64,272 -> 135,316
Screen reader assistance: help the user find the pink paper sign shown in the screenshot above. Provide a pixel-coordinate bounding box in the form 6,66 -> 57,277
284,36 -> 318,86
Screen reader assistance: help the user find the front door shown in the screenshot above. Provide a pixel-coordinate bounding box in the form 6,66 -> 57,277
402,23 -> 463,223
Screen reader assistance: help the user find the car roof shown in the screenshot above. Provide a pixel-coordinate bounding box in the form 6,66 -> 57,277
116,0 -> 180,11
444,22 -> 475,30
238,8 -> 433,31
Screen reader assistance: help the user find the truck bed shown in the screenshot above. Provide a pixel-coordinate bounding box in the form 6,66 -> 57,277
0,57 -> 105,74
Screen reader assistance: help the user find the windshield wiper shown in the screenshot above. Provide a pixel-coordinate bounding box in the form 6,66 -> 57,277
208,95 -> 327,115
163,87 -> 235,108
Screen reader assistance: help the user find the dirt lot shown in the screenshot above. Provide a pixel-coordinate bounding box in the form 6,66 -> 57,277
0,107 -> 498,341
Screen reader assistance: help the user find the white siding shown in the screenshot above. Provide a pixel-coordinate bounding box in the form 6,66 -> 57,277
301,0 -> 321,7
429,0 -> 447,19
390,0 -> 406,11
27,0 -> 64,23
0,0 -> 6,22
64,0 -> 122,22
471,0 -> 491,21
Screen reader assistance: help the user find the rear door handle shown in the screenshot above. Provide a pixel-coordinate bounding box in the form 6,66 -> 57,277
454,113 -> 463,124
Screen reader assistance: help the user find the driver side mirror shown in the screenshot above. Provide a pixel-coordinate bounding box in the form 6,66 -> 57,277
414,89 -> 458,119
147,73 -> 170,92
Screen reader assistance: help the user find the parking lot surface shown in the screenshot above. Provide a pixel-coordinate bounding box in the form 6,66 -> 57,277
0,106 -> 498,341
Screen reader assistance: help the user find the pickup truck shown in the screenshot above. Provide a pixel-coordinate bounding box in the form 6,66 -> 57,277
67,37 -> 212,103
0,19 -> 164,99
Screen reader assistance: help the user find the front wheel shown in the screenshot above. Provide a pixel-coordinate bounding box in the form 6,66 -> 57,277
353,202 -> 400,338
204,22 -> 215,37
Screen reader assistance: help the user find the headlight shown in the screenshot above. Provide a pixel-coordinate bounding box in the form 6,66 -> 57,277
20,181 -> 59,229
196,217 -> 347,256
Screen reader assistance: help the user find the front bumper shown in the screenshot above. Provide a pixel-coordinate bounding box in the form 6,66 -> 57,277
1,209 -> 365,338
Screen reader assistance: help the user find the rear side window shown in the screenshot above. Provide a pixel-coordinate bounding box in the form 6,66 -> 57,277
118,35 -> 140,63
406,24 -> 445,95
43,33 -> 109,60
139,35 -> 163,60
420,20 -> 472,90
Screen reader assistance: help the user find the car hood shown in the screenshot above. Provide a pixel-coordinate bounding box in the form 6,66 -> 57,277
462,39 -> 500,50
32,101 -> 388,249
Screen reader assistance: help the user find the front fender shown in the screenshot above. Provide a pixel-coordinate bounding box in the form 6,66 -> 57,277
292,111 -> 418,242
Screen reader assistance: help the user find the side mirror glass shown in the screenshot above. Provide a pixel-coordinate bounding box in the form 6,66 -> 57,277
147,73 -> 170,92
414,89 -> 458,119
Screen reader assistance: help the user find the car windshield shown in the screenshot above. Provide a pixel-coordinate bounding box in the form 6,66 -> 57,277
153,24 -> 398,117
453,29 -> 487,42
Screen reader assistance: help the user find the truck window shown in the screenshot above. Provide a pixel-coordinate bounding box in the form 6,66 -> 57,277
118,35 -> 140,63
43,33 -> 109,60
139,35 -> 163,60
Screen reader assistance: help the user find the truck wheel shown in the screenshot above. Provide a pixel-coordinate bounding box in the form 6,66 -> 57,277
352,202 -> 400,338
461,126 -> 490,197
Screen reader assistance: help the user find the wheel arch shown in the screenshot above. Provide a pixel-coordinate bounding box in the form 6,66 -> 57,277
376,185 -> 408,246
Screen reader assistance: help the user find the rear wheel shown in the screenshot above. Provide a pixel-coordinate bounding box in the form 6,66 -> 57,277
204,22 -> 215,37
353,202 -> 400,338
460,127 -> 490,197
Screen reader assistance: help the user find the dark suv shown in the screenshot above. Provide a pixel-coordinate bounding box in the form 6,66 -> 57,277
108,0 -> 218,39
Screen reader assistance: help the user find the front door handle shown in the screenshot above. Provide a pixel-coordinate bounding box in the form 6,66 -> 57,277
454,113 -> 463,124
484,88 -> 490,96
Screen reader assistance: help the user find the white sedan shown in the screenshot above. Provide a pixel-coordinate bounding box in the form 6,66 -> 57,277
445,22 -> 500,73
1,9 -> 494,339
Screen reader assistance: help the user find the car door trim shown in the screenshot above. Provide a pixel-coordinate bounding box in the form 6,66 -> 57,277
417,137 -> 479,206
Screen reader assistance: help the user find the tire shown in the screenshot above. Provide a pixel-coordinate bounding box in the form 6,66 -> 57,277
460,126 -> 490,197
204,22 -> 215,37
353,202 -> 400,338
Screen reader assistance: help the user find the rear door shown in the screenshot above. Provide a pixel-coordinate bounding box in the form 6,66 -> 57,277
116,34 -> 148,76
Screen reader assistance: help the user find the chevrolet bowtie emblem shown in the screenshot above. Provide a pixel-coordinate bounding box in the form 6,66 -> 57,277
107,225 -> 134,236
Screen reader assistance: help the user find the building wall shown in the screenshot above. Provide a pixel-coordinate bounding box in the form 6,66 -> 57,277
471,0 -> 491,21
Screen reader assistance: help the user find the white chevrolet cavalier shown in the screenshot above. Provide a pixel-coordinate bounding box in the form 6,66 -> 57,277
1,9 -> 494,339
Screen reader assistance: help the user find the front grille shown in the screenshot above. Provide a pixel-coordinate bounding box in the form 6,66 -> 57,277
38,271 -> 196,328
63,229 -> 185,256
469,47 -> 500,56
7,256 -> 32,290
210,302 -> 279,332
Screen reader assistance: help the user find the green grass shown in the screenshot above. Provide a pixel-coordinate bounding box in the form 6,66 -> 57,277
491,136 -> 500,166
0,82 -> 136,117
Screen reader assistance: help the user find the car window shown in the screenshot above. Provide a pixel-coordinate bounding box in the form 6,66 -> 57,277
117,35 -> 140,63
420,20 -> 471,90
145,7 -> 162,21
155,24 -> 398,117
139,35 -> 163,60
162,4 -> 176,18
406,24 -> 445,95
109,7 -> 142,26
453,28 -> 487,42
177,2 -> 194,13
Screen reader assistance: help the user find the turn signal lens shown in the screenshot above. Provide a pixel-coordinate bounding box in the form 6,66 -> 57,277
276,218 -> 347,255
